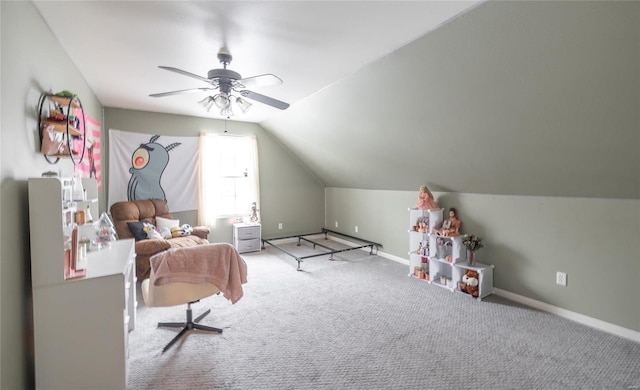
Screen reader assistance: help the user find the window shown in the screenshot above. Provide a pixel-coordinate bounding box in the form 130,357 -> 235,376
198,133 -> 259,226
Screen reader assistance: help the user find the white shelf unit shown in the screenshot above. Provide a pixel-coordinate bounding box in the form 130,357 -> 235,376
233,222 -> 261,253
28,177 -> 136,389
408,207 -> 494,300
408,208 -> 443,280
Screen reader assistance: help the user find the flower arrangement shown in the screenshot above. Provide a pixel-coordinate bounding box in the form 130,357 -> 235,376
462,234 -> 484,253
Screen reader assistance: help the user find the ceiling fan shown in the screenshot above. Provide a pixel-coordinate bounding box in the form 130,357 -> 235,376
150,48 -> 289,117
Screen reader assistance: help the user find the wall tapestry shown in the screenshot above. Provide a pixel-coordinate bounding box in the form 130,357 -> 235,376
75,112 -> 102,189
108,129 -> 199,212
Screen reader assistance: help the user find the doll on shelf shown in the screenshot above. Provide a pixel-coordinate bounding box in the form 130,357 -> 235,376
433,207 -> 461,237
415,185 -> 439,210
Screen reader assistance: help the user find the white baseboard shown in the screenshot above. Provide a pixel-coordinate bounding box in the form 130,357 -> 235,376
377,250 -> 408,265
326,234 -> 640,344
493,288 -> 640,344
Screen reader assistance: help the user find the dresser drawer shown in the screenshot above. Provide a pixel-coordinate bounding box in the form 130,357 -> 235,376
235,238 -> 261,253
236,225 -> 260,239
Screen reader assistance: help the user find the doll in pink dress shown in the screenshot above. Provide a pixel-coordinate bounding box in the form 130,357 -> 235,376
415,185 -> 439,210
435,207 -> 461,237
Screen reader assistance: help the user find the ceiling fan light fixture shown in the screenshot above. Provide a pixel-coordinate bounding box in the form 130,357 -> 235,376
220,104 -> 234,118
213,92 -> 230,110
198,96 -> 215,112
235,96 -> 252,113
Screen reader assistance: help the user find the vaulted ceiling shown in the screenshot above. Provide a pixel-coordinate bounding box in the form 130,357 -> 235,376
34,1 -> 639,199
33,1 -> 481,123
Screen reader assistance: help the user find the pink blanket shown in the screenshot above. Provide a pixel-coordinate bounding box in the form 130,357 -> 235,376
150,243 -> 247,304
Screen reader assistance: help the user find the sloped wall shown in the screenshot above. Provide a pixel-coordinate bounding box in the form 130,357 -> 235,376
264,1 -> 639,200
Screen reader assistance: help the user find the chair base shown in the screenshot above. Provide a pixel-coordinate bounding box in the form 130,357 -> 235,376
158,301 -> 223,353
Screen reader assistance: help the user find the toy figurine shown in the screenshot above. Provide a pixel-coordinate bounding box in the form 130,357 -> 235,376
415,185 -> 439,210
434,207 -> 461,237
249,202 -> 260,223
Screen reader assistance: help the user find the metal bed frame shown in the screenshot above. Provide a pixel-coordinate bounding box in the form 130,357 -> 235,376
261,228 -> 381,271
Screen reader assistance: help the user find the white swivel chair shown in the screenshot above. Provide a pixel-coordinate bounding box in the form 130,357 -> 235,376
141,268 -> 223,353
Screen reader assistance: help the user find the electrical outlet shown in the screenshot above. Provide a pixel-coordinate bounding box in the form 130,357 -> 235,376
335,221 -> 338,228
556,271 -> 567,286
355,226 -> 359,233
278,223 -> 283,230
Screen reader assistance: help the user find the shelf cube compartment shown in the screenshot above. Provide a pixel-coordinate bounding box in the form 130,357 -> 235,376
430,260 -> 453,289
452,262 -> 494,299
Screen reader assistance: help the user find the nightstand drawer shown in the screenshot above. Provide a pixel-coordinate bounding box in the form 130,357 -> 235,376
233,223 -> 261,253
235,238 -> 261,253
237,225 -> 260,239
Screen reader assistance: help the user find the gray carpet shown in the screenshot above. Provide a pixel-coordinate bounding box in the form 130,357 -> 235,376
127,237 -> 640,389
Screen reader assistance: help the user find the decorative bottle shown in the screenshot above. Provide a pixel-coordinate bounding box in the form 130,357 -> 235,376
85,204 -> 93,224
72,172 -> 84,201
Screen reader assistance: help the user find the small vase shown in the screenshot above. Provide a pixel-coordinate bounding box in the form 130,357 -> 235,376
467,250 -> 475,265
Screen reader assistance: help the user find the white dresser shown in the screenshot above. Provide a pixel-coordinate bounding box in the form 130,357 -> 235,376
233,222 -> 262,253
28,177 -> 136,389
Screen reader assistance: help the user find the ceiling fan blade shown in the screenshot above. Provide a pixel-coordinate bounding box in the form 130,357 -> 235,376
237,74 -> 283,88
149,87 -> 215,98
240,90 -> 289,110
158,66 -> 212,83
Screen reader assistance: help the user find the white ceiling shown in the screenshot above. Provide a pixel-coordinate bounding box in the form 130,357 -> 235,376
32,1 -> 482,123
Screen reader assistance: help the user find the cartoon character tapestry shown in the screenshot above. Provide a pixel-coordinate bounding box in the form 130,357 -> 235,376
108,129 -> 199,212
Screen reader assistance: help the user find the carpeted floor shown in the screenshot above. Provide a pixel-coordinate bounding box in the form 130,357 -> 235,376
127,237 -> 640,389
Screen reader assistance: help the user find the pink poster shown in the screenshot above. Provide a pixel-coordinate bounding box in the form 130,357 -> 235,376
75,110 -> 102,189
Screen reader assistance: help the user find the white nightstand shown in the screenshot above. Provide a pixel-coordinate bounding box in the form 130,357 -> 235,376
233,223 -> 262,253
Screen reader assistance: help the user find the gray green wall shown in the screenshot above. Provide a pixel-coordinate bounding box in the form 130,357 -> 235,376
326,188 -> 640,333
263,1 -> 639,199
1,2 -> 104,388
103,108 -> 325,243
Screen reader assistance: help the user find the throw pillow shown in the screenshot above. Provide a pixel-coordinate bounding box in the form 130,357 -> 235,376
127,221 -> 149,241
156,216 -> 180,230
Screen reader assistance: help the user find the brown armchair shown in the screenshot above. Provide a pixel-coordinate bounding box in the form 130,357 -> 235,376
110,199 -> 210,280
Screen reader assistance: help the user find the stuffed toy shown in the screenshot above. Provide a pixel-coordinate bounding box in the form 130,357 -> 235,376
461,269 -> 479,297
143,223 -> 163,240
171,224 -> 193,238
159,227 -> 172,239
